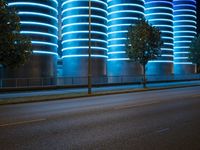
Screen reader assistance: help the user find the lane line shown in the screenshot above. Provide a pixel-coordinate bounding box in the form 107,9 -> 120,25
0,118 -> 46,127
156,128 -> 170,133
114,101 -> 160,110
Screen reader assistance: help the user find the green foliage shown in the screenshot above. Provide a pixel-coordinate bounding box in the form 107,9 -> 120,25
0,0 -> 32,68
126,19 -> 163,67
189,35 -> 200,73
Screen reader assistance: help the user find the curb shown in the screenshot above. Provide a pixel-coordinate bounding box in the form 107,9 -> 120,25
0,84 -> 200,105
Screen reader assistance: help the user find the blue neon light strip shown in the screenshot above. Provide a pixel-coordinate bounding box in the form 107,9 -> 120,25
145,7 -> 173,11
31,41 -> 58,48
62,31 -> 107,37
62,55 -> 108,59
148,60 -> 173,63
107,58 -> 130,61
108,51 -> 126,55
145,0 -> 174,65
62,15 -> 107,22
62,47 -> 108,52
62,7 -> 107,15
108,17 -> 139,22
146,13 -> 173,17
62,23 -> 107,29
21,21 -> 58,30
21,31 -> 58,39
108,24 -> 131,29
174,62 -> 193,65
62,0 -> 107,7
61,0 -> 107,76
173,0 -> 196,65
174,4 -> 196,9
108,10 -> 145,16
108,3 -> 145,10
18,12 -> 58,22
8,0 -> 58,63
33,50 -> 58,56
107,0 -> 145,64
8,2 -> 58,13
62,39 -> 107,44
174,20 -> 196,24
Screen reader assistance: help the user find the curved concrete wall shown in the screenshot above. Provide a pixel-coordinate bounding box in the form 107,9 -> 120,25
61,0 -> 107,77
107,0 -> 145,76
174,0 -> 197,74
145,0 -> 174,75
6,0 -> 58,78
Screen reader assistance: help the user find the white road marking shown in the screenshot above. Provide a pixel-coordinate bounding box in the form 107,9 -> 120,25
0,118 -> 46,127
156,128 -> 170,133
114,101 -> 160,110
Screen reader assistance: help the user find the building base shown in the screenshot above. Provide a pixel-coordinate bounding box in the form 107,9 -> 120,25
146,62 -> 174,75
174,63 -> 196,74
0,54 -> 57,87
107,60 -> 143,84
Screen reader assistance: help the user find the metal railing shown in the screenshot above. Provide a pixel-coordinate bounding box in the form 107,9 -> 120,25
0,74 -> 200,89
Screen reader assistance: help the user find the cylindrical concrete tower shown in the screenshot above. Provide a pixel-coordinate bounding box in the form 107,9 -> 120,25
61,0 -> 107,77
107,0 -> 145,76
145,0 -> 174,75
173,0 -> 197,74
6,0 -> 58,78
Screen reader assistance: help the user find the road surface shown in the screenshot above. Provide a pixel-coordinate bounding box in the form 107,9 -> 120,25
0,86 -> 200,150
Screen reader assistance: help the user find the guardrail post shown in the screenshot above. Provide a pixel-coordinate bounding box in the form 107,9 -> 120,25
0,79 -> 2,88
16,79 -> 17,88
41,78 -> 43,87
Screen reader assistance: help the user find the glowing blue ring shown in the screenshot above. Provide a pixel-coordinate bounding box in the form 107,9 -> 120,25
62,31 -> 107,37
62,55 -> 108,59
62,7 -> 107,15
62,15 -> 107,22
62,0 -> 107,7
62,47 -> 108,52
33,50 -> 58,56
21,31 -> 58,39
8,2 -> 58,14
62,39 -> 107,44
21,21 -> 58,30
18,12 -> 58,22
31,41 -> 58,47
62,23 -> 107,29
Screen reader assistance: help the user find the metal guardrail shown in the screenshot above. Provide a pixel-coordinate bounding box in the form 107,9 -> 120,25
0,74 -> 200,88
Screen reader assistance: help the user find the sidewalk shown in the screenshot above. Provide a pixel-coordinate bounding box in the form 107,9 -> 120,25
0,80 -> 200,105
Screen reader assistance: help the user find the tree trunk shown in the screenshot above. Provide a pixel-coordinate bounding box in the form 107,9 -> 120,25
143,64 -> 147,88
197,65 -> 200,74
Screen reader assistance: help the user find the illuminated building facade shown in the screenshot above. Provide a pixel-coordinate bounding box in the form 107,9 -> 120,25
61,0 -> 107,77
2,0 -> 197,80
145,0 -> 174,75
5,0 -> 58,78
107,0 -> 145,76
174,0 -> 197,74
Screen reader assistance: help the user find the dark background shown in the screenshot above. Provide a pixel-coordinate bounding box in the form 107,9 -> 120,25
197,0 -> 200,34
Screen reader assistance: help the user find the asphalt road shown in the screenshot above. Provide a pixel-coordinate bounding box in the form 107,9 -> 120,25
0,86 -> 200,150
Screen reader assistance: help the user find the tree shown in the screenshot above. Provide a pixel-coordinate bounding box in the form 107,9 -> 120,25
189,35 -> 200,73
126,19 -> 163,88
0,0 -> 32,68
